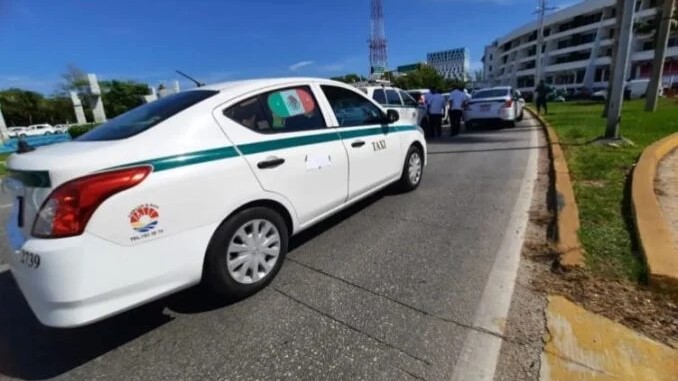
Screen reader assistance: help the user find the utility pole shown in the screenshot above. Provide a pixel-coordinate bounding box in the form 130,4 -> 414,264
534,0 -> 557,85
603,0 -> 625,117
645,0 -> 676,111
606,0 -> 636,139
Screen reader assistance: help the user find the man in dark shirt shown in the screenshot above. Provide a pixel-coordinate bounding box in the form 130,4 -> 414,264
535,80 -> 550,115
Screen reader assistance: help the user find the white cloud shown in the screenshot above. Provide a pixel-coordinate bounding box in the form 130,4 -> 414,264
289,61 -> 315,71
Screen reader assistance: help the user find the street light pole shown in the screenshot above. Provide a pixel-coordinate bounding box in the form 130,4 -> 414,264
605,0 -> 636,139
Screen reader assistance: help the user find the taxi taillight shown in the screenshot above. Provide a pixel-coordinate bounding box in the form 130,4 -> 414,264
32,166 -> 151,238
503,99 -> 513,108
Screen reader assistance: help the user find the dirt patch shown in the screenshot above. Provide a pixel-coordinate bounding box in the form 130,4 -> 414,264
520,134 -> 678,350
578,179 -> 606,188
655,148 -> 678,251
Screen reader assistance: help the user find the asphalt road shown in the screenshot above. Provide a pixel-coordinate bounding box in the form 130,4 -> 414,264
0,121 -> 540,381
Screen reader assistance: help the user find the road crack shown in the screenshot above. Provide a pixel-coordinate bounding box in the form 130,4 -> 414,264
272,287 -> 432,367
286,258 -> 538,350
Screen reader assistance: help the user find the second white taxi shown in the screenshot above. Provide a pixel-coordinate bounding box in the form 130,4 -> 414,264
359,84 -> 426,127
4,77 -> 427,327
463,86 -> 525,128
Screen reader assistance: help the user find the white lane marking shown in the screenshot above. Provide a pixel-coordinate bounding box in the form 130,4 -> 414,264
0,204 -> 13,208
0,264 -> 9,273
450,126 -> 539,381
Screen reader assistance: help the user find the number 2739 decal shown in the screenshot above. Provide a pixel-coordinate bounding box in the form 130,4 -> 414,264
20,250 -> 41,269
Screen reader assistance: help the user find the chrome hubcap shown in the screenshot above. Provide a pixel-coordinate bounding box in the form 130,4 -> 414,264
226,219 -> 281,284
408,152 -> 422,184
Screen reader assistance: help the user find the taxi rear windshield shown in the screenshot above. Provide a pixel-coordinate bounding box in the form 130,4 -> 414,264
472,89 -> 510,99
77,90 -> 218,141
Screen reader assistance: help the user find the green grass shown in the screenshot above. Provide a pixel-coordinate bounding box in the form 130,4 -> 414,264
0,153 -> 10,177
543,98 -> 678,282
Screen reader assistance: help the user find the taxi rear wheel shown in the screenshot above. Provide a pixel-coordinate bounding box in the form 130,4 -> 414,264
203,207 -> 289,299
397,146 -> 423,192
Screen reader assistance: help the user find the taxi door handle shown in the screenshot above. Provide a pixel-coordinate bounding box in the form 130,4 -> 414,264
351,140 -> 366,148
257,157 -> 285,169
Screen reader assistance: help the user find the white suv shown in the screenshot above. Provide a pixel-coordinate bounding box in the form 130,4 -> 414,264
359,85 -> 426,127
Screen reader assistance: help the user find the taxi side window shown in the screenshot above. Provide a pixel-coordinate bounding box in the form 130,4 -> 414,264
400,91 -> 418,107
224,86 -> 326,134
372,89 -> 386,105
321,85 -> 385,127
385,89 -> 402,106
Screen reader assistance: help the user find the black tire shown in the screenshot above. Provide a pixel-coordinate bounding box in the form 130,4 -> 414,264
19,134 -> 26,138
506,120 -> 517,128
203,206 -> 289,299
516,110 -> 524,122
397,145 -> 424,192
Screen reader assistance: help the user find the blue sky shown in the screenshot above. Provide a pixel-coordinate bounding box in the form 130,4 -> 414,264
0,0 -> 576,95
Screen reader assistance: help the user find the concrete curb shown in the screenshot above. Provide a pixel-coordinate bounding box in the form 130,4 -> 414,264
525,107 -> 584,267
632,132 -> 678,290
541,295 -> 678,381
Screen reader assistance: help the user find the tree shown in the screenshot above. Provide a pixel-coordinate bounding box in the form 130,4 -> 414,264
330,74 -> 366,83
100,80 -> 150,118
393,65 -> 449,90
59,64 -> 89,96
0,88 -> 45,125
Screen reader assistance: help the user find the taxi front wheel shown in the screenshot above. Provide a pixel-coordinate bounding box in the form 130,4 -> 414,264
203,207 -> 289,299
398,146 -> 423,192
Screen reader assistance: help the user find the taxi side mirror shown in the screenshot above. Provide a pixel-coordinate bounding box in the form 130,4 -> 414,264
386,109 -> 400,124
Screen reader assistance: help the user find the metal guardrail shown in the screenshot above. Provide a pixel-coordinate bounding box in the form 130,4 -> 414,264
0,134 -> 72,154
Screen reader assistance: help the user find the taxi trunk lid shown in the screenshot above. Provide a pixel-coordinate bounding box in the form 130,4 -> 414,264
4,141 -> 120,241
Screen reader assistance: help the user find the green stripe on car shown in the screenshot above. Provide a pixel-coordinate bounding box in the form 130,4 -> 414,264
10,125 -> 419,187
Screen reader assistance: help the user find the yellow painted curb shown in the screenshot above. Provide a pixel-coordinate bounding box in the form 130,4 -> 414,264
541,295 -> 678,381
632,132 -> 678,290
526,107 -> 584,267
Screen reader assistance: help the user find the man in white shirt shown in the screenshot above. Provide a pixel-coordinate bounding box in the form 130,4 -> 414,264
448,86 -> 470,136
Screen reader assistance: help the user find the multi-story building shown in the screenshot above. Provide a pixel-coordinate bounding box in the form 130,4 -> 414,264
483,0 -> 678,94
427,48 -> 470,80
396,62 -> 426,74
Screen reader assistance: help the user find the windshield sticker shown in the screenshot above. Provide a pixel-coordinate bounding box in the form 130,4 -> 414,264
268,89 -> 315,118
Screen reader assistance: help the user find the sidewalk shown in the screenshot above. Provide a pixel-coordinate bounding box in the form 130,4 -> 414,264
656,148 -> 678,251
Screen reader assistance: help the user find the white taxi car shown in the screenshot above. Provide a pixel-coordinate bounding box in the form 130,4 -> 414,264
463,86 -> 525,128
359,85 -> 426,127
3,77 -> 427,327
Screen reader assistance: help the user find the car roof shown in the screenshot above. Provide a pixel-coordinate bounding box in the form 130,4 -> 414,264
198,77 -> 345,93
478,86 -> 511,91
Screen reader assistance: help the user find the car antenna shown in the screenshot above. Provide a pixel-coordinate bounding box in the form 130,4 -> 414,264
16,138 -> 35,154
175,70 -> 205,87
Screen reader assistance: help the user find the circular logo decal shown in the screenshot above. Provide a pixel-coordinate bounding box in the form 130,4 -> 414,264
129,204 -> 159,233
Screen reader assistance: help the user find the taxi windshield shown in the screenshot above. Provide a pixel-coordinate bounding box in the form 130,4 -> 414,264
77,90 -> 218,141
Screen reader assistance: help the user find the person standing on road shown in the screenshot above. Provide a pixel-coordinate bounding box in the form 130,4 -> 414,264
448,85 -> 469,137
535,80 -> 550,115
425,88 -> 445,139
